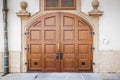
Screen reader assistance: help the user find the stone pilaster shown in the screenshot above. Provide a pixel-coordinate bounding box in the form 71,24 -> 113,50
16,1 -> 31,72
88,0 -> 103,72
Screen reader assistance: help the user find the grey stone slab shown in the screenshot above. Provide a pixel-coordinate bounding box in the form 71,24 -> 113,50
0,73 -> 120,80
83,73 -> 120,80
99,74 -> 120,80
0,73 -> 3,80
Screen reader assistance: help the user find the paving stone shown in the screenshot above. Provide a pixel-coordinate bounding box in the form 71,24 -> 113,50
0,73 -> 120,80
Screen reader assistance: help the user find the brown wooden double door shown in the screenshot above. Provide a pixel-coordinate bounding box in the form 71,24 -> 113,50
26,12 -> 93,72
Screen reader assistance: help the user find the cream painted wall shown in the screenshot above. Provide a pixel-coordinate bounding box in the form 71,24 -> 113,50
7,0 -> 39,51
82,0 -> 120,51
99,0 -> 120,50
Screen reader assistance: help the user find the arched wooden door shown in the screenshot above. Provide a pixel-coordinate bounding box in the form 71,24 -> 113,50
26,12 -> 93,72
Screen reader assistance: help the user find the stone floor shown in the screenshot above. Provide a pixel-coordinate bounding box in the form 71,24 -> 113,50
0,73 -> 120,80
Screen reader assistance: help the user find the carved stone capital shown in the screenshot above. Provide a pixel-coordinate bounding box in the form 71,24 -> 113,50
16,1 -> 31,17
89,11 -> 103,16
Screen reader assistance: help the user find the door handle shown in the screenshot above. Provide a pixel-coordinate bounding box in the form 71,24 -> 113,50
56,53 -> 59,59
57,43 -> 60,52
60,53 -> 63,60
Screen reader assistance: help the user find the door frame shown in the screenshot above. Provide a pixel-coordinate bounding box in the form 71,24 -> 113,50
20,11 -> 99,72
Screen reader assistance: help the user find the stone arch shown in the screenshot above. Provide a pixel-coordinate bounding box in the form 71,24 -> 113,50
24,12 -> 94,72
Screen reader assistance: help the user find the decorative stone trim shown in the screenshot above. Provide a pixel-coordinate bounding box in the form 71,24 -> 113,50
16,1 -> 31,17
89,0 -> 103,16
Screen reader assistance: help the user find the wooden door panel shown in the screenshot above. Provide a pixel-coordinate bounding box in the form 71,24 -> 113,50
27,12 -> 93,72
78,30 -> 90,40
63,16 -> 74,26
45,44 -> 56,54
78,44 -> 90,54
29,59 -> 42,70
60,13 -> 77,72
60,13 -> 93,72
63,30 -> 75,40
63,44 -> 75,54
78,59 -> 91,70
76,18 -> 93,71
43,58 -> 58,72
44,30 -> 56,41
27,13 -> 60,72
42,13 -> 60,72
30,30 -> 41,40
45,16 -> 56,27
61,59 -> 76,71
30,44 -> 42,54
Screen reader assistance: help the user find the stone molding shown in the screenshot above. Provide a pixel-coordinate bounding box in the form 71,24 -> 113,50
16,1 -> 31,17
89,0 -> 103,16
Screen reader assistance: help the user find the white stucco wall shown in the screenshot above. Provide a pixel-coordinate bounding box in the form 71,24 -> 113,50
7,0 -> 39,51
99,0 -> 120,51
0,0 -> 120,73
82,0 -> 120,51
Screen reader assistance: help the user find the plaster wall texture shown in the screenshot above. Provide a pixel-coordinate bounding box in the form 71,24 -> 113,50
0,0 -> 120,73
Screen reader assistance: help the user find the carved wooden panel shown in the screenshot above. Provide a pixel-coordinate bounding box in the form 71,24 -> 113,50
45,17 -> 56,27
78,59 -> 90,70
45,59 -> 56,68
78,20 -> 90,30
78,44 -> 89,54
64,44 -> 75,54
30,45 -> 41,54
45,44 -> 56,54
63,16 -> 74,26
30,59 -> 42,69
44,30 -> 56,40
78,30 -> 90,40
30,30 -> 41,40
64,30 -> 74,40
63,59 -> 75,69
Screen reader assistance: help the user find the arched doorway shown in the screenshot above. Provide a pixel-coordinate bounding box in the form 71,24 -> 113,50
26,12 -> 93,72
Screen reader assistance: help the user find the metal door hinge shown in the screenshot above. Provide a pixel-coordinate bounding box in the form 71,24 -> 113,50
90,32 -> 95,35
90,47 -> 95,50
25,62 -> 30,65
90,32 -> 95,37
90,45 -> 95,50
25,44 -> 29,51
25,32 -> 29,35
25,47 -> 29,50
90,62 -> 95,65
